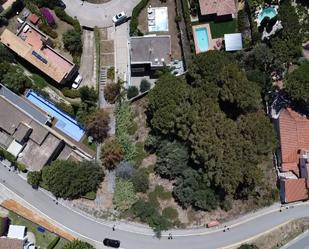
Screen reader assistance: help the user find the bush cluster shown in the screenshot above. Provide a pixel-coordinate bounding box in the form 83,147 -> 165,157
62,88 -> 81,98
38,23 -> 58,38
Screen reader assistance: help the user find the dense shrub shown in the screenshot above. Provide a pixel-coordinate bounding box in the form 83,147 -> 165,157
140,79 -> 151,93
115,161 -> 136,180
63,29 -> 82,55
62,240 -> 95,249
101,138 -> 124,170
113,178 -> 137,211
85,109 -> 110,143
130,0 -> 150,36
104,83 -> 120,104
38,23 -> 58,38
40,7 -> 55,26
62,88 -> 81,98
127,86 -> 139,99
132,168 -> 149,193
27,171 -> 42,187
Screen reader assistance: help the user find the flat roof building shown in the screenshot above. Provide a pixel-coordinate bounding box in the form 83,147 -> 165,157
224,33 -> 243,51
130,35 -> 171,77
0,22 -> 78,84
0,84 -> 94,171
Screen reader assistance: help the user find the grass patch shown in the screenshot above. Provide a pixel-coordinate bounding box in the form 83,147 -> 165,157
82,191 -> 97,200
94,27 -> 101,88
8,211 -> 64,248
30,74 -> 48,89
210,19 -> 237,38
82,137 -> 97,151
134,142 -> 148,167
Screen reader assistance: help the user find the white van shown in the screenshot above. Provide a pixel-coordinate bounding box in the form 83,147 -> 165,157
72,74 -> 83,89
17,18 -> 24,24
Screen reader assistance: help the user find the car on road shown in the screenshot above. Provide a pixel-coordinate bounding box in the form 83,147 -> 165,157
72,74 -> 83,89
103,238 -> 120,248
112,11 -> 127,25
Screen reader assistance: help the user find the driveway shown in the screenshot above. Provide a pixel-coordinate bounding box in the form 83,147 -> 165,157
1,162 -> 309,249
79,29 -> 96,88
113,22 -> 130,85
62,0 -> 140,28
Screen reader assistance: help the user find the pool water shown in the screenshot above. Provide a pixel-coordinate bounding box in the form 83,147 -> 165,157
195,27 -> 209,52
26,90 -> 85,142
258,7 -> 277,22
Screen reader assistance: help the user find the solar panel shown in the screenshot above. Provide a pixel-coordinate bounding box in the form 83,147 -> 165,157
32,50 -> 48,64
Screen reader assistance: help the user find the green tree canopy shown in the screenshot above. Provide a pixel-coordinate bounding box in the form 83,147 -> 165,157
148,74 -> 190,137
63,29 -> 82,55
284,62 -> 309,104
42,160 -> 104,199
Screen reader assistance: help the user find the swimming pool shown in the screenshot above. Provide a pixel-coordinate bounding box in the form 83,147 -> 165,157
26,90 -> 85,142
257,7 -> 277,22
195,27 -> 209,52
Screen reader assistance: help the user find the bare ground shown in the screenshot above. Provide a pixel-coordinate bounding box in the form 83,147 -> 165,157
253,218 -> 309,249
1,199 -> 76,241
137,0 -> 182,60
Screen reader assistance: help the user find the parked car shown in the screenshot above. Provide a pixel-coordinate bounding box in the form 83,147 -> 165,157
72,74 -> 83,89
55,0 -> 66,9
112,11 -> 127,25
103,238 -> 120,248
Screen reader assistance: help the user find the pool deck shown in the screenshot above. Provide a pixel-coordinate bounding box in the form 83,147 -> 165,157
192,23 -> 222,54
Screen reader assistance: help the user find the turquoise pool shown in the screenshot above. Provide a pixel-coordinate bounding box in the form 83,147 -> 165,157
195,27 -> 209,52
258,7 -> 277,22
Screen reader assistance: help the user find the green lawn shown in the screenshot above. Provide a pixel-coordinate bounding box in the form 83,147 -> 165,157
82,137 -> 97,151
209,19 -> 237,38
8,211 -> 68,248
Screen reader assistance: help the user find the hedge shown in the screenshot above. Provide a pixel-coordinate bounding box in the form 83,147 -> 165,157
62,88 -> 81,98
54,7 -> 81,33
38,23 -> 58,39
46,236 -> 60,249
129,0 -> 150,36
181,0 -> 194,52
0,147 -> 27,172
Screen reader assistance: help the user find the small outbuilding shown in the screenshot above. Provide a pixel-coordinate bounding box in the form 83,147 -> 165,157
29,13 -> 39,25
7,225 -> 26,241
224,33 -> 243,51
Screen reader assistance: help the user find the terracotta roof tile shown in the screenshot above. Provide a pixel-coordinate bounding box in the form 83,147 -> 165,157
281,178 -> 308,203
198,0 -> 237,16
281,162 -> 300,176
279,108 -> 309,163
29,14 -> 39,25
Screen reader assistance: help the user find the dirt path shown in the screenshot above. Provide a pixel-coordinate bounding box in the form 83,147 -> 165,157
1,199 -> 76,241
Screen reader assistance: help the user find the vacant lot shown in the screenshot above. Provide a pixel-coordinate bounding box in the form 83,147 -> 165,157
137,0 -> 182,60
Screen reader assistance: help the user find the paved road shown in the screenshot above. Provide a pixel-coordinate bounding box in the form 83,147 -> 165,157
79,29 -> 96,88
281,230 -> 309,249
62,0 -> 140,28
1,163 -> 309,249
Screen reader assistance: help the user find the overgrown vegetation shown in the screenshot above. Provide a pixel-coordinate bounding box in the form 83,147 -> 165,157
130,0 -> 150,36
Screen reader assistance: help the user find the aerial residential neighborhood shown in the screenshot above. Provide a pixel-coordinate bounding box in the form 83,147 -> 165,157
0,0 -> 308,249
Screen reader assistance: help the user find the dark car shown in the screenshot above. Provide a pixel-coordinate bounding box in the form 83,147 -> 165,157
55,0 -> 66,9
103,238 -> 120,248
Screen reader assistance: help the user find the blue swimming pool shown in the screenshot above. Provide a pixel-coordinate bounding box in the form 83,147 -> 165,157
26,90 -> 85,142
195,27 -> 209,52
258,7 -> 277,22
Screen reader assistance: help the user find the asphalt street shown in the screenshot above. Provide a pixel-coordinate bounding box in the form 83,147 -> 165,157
62,0 -> 140,28
1,162 -> 309,249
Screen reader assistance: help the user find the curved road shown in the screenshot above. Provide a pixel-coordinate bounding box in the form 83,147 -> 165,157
62,0 -> 140,27
1,163 -> 309,249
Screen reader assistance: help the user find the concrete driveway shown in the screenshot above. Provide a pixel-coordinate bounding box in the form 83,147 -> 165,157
79,29 -> 96,88
62,0 -> 140,28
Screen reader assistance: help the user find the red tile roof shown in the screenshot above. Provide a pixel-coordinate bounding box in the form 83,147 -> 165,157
199,0 -> 237,16
282,162 -> 300,176
279,108 -> 309,164
29,14 -> 39,25
0,238 -> 23,249
281,178 -> 308,203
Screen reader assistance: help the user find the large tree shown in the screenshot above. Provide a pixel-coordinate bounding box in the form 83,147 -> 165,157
284,62 -> 309,106
85,109 -> 110,142
148,74 -> 191,138
101,138 -> 124,170
63,29 -> 82,55
42,160 -> 104,199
